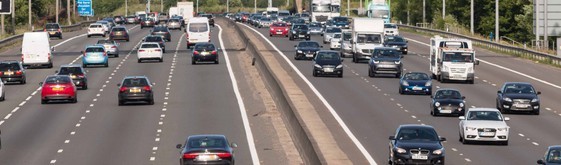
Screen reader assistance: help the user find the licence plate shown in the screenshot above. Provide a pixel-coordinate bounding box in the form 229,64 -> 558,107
412,154 -> 428,160
276,32 -> 283,34
299,35 -> 305,37
130,88 -> 141,93
5,71 -> 13,75
323,68 -> 334,72
514,104 -> 529,108
306,54 -> 314,58
451,74 -> 463,78
440,110 -> 452,113
412,86 -> 422,90
49,32 -> 56,34
52,87 -> 63,91
196,154 -> 219,161
479,132 -> 495,136
201,52 -> 209,55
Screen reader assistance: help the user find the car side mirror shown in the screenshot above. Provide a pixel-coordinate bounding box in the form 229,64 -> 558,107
51,46 -> 55,52
537,159 -> 545,164
537,91 -> 541,95
81,51 -> 85,54
497,90 -> 502,94
439,137 -> 447,141
54,70 -> 59,73
462,96 -> 466,100
475,60 -> 480,65
117,83 -> 121,87
39,82 -> 43,86
389,135 -> 396,140
230,142 -> 238,148
504,117 -> 510,121
176,144 -> 182,149
151,82 -> 156,86
458,116 -> 466,120
340,59 -> 344,62
400,55 -> 404,58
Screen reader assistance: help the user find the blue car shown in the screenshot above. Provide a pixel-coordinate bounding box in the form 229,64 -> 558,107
399,72 -> 432,95
82,45 -> 108,68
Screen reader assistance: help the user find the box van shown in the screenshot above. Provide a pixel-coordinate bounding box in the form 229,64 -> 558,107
186,17 -> 210,49
21,32 -> 53,68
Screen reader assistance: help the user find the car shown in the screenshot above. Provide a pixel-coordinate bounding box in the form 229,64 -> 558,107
113,15 -> 125,24
87,23 -> 106,38
171,15 -> 185,27
167,18 -> 182,30
199,14 -> 215,27
458,108 -> 510,145
96,39 -> 120,57
0,81 -> 5,101
289,18 -> 306,26
430,88 -> 466,116
176,134 -> 237,165
117,76 -> 155,105
125,15 -> 137,24
269,22 -> 289,37
141,18 -> 156,29
322,27 -> 342,44
331,16 -> 350,29
282,16 -> 295,26
95,21 -> 111,33
0,60 -> 26,84
339,30 -> 353,58
56,64 -> 87,90
496,82 -> 541,115
82,45 -> 109,68
398,72 -> 432,95
388,124 -> 446,165
295,13 -> 310,23
158,12 -> 169,24
313,50 -> 343,77
44,23 -> 62,39
192,42 -> 219,64
329,32 -> 342,50
289,24 -> 310,41
151,26 -> 171,42
294,41 -> 322,60
308,22 -> 323,35
384,35 -> 408,54
137,42 -> 163,63
102,18 -> 116,27
258,17 -> 273,28
384,23 -> 400,36
143,35 -> 166,53
368,47 -> 403,77
109,26 -> 130,42
538,145 -> 561,165
269,15 -> 280,23
40,75 -> 77,104
251,15 -> 263,27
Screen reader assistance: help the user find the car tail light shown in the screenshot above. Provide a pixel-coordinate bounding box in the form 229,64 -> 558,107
193,51 -> 199,55
103,52 -> 107,56
58,28 -> 61,32
111,32 -> 114,35
154,49 -> 161,52
284,28 -> 288,31
15,70 -> 22,75
183,153 -> 199,159
43,29 -> 46,32
119,86 -> 128,92
143,86 -> 151,91
270,28 -> 274,31
211,51 -> 217,55
216,152 -> 232,158
76,74 -> 85,78
0,72 -> 3,76
111,46 -> 117,49
139,50 -> 145,52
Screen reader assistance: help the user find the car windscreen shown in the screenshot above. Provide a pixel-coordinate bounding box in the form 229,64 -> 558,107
467,111 -> 503,121
168,19 -> 179,22
278,12 -> 290,16
45,76 -> 71,84
356,34 -> 382,44
188,137 -> 226,149
333,33 -> 342,39
194,44 -> 216,51
547,150 -> 561,163
153,27 -> 168,32
343,33 -> 352,41
373,49 -> 400,58
122,78 -> 149,87
403,73 -> 430,80
141,44 -> 160,49
293,25 -> 308,30
260,18 -> 271,21
327,28 -> 342,33
85,47 -> 104,52
384,24 -> 398,28
434,90 -> 462,99
0,63 -> 20,71
300,13 -> 310,17
58,67 -> 83,75
298,42 -> 319,48
332,17 -> 348,23
46,24 -> 60,29
89,24 -> 102,28
272,23 -> 286,27
442,52 -> 474,62
112,28 -> 126,32
503,84 -> 536,94
386,36 -> 405,42
145,37 -> 163,42
309,23 -> 321,27
396,128 -> 439,141
189,23 -> 208,32
97,40 -> 114,44
317,52 -> 340,61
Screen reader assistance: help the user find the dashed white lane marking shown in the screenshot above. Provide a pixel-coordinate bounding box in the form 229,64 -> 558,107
50,160 -> 57,164
57,149 -> 63,153
452,148 -> 458,152
546,108 -> 552,111
4,114 -> 12,119
533,142 -> 540,146
465,158 -> 472,162
519,133 -> 525,137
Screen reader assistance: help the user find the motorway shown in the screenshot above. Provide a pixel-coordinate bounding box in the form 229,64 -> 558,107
239,20 -> 561,164
0,22 -> 302,165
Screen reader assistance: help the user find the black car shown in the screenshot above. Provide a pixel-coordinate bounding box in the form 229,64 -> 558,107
313,50 -> 343,77
144,35 -> 166,53
430,88 -> 466,116
176,134 -> 237,165
368,47 -> 403,77
118,76 -> 155,105
200,14 -> 215,27
294,41 -> 322,60
44,23 -> 62,39
289,24 -> 310,41
389,124 -> 446,165
538,145 -> 561,165
331,16 -> 350,29
151,26 -> 171,42
192,42 -> 219,64
0,60 -> 26,84
109,26 -> 130,42
496,82 -> 541,115
56,64 -> 87,90
384,35 -> 408,54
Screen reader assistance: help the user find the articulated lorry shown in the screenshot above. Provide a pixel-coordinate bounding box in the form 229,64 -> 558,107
309,0 -> 340,24
351,18 -> 385,63
429,36 -> 479,84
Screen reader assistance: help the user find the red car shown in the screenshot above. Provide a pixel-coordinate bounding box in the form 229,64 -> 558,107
269,22 -> 289,37
40,75 -> 77,104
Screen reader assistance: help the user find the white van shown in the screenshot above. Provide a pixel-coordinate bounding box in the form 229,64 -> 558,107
186,17 -> 210,49
21,32 -> 53,68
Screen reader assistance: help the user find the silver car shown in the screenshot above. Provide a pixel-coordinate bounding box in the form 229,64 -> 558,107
340,30 -> 353,58
323,27 -> 342,44
258,18 -> 273,28
166,18 -> 182,30
96,40 -> 120,57
308,22 -> 323,35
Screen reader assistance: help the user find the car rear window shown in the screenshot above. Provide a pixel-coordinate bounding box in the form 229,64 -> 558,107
0,63 -> 20,71
153,27 -> 168,32
189,23 -> 208,32
112,28 -> 126,32
188,137 -> 226,148
122,78 -> 149,87
145,37 -> 163,42
141,44 -> 160,48
45,76 -> 71,84
89,24 -> 102,28
59,67 -> 83,75
46,24 -> 60,29
86,47 -> 105,52
97,40 -> 113,44
194,44 -> 216,51
168,19 -> 179,22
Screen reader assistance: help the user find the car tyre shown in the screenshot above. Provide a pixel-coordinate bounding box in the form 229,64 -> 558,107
338,73 -> 343,78
533,110 -> 540,115
501,140 -> 509,146
368,69 -> 374,77
148,99 -> 155,105
399,87 -> 404,94
72,97 -> 77,103
214,59 -> 219,64
87,35 -> 90,38
312,71 -> 317,77
104,63 -> 109,67
41,99 -> 48,104
21,78 -> 26,84
118,100 -> 125,106
159,58 -> 164,62
0,92 -> 5,101
137,59 -> 142,63
191,58 -> 196,65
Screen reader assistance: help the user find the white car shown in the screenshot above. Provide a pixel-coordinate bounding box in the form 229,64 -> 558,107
0,80 -> 5,101
137,42 -> 163,63
384,23 -> 399,36
322,27 -> 342,44
329,33 -> 342,50
87,23 -> 106,37
459,108 -> 510,145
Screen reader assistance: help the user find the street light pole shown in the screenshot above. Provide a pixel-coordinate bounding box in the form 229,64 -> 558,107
67,0 -> 71,25
160,0 -> 163,13
196,0 -> 199,14
347,0 -> 350,16
29,0 -> 32,30
470,0 -> 474,35
56,0 -> 59,23
423,0 -> 426,23
495,0 -> 499,42
125,0 -> 128,16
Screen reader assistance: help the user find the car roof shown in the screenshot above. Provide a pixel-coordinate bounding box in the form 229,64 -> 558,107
548,145 -> 561,149
435,88 -> 460,92
404,72 -> 428,75
503,82 -> 532,85
187,134 -> 227,141
399,124 -> 435,129
86,45 -> 105,49
318,50 -> 339,53
123,76 -> 148,79
60,64 -> 82,68
467,108 -> 500,112
375,47 -> 398,50
194,42 -> 214,45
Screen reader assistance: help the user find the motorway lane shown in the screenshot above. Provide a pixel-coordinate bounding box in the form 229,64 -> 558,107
242,23 -> 561,164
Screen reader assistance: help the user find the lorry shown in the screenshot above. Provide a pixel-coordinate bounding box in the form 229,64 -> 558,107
309,0 -> 341,24
177,1 -> 194,25
351,18 -> 385,63
265,7 -> 279,17
429,36 -> 479,84
169,7 -> 179,17
366,0 -> 390,23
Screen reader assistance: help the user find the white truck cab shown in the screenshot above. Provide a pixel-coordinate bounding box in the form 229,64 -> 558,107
429,36 -> 479,84
351,18 -> 385,63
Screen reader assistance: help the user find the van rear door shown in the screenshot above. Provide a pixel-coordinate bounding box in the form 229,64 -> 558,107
187,22 -> 209,43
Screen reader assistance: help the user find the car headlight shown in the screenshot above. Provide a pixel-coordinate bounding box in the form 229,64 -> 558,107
531,98 -> 539,102
503,97 -> 512,102
373,60 -> 380,64
396,147 -> 407,154
459,103 -> 464,107
307,31 -> 310,34
297,50 -> 303,53
314,64 -> 322,68
465,127 -> 477,131
394,61 -> 401,65
292,31 -> 296,34
497,127 -> 508,131
336,64 -> 343,69
270,28 -> 274,31
401,81 -> 409,86
425,81 -> 432,86
432,148 -> 444,155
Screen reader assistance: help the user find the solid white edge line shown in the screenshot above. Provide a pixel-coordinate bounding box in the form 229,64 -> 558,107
237,23 -> 377,165
406,37 -> 561,89
216,24 -> 260,165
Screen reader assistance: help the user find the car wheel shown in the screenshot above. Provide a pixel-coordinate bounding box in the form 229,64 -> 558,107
104,63 -> 109,67
126,39 -> 130,42
533,110 -> 540,115
403,51 -> 408,55
87,35 -> 90,38
0,92 -> 5,101
148,99 -> 155,105
41,99 -> 48,104
289,36 -> 293,41
103,34 -> 106,37
269,34 -> 272,37
312,71 -> 317,77
306,38 -> 310,41
159,58 -> 164,62
72,97 -> 77,103
137,59 -> 142,63
191,58 -> 196,65
368,69 -> 374,77
214,59 -> 219,64
59,36 -> 62,39
21,78 -> 26,84
118,100 -> 125,106
398,87 -> 403,94
431,73 -> 437,79
461,135 -> 469,144
163,49 -> 166,53
430,109 -> 435,116
338,73 -> 343,78
353,54 -> 358,63
395,73 -> 401,78
47,62 -> 53,68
